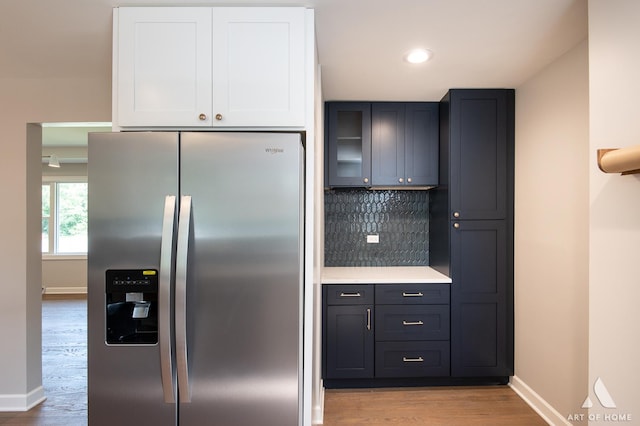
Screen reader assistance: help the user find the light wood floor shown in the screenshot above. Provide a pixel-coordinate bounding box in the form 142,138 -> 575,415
0,298 -> 546,425
0,296 -> 87,426
322,386 -> 548,425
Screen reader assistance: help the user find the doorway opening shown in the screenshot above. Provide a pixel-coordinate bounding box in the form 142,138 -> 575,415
41,122 -> 110,296
35,122 -> 109,420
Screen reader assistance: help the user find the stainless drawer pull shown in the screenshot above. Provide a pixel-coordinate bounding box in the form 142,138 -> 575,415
339,292 -> 361,297
402,320 -> 424,326
403,356 -> 424,363
402,292 -> 424,297
366,308 -> 371,331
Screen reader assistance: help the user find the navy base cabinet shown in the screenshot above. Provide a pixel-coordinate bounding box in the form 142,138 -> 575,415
323,285 -> 374,379
323,283 -> 451,386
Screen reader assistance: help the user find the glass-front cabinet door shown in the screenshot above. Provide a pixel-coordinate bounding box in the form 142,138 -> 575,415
326,102 -> 371,187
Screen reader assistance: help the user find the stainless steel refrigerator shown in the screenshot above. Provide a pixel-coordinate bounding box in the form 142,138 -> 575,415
87,132 -> 304,425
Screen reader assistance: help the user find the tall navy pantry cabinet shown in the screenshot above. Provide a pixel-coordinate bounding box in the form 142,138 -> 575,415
430,89 -> 515,380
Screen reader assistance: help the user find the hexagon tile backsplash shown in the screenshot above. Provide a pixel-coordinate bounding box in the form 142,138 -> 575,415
324,189 -> 429,267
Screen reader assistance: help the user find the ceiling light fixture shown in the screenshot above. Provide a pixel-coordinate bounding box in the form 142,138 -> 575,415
48,154 -> 61,168
404,48 -> 433,64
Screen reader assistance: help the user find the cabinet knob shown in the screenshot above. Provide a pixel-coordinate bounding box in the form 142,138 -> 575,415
398,178 -> 404,183
363,177 -> 369,184
198,113 -> 207,121
453,211 -> 460,218
453,222 -> 460,229
407,177 -> 412,183
215,113 -> 223,121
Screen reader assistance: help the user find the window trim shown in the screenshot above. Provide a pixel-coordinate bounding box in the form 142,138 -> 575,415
42,176 -> 88,257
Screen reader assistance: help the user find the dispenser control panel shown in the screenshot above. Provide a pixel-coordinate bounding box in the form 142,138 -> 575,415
106,269 -> 158,293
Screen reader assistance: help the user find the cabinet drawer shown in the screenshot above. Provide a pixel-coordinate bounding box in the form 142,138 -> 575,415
375,305 -> 449,341
376,284 -> 449,305
324,284 -> 374,305
375,341 -> 450,377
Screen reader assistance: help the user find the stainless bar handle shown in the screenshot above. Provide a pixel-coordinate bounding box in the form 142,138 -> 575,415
402,292 -> 424,297
402,320 -> 424,326
340,292 -> 361,297
366,308 -> 371,331
403,356 -> 424,363
159,196 -> 176,403
176,195 -> 192,403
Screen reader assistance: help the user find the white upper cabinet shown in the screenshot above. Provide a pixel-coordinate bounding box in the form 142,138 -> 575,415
114,7 -> 306,128
116,8 -> 213,127
212,8 -> 305,127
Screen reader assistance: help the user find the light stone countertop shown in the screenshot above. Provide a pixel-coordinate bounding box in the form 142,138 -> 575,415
321,266 -> 452,284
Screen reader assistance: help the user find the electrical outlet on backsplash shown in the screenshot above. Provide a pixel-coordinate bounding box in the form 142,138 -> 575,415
324,189 -> 430,267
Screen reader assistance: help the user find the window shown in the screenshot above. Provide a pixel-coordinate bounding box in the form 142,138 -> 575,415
42,179 -> 88,255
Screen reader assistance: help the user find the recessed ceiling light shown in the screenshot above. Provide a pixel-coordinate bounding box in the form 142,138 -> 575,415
404,48 -> 433,64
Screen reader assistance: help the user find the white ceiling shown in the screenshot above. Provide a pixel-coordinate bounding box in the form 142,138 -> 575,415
2,0 -> 588,145
42,123 -> 112,147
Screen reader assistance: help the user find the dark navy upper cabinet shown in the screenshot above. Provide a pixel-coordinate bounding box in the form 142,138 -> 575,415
405,103 -> 439,187
448,90 -> 514,220
371,102 -> 439,187
326,102 -> 372,187
371,103 -> 405,186
326,101 -> 438,188
431,89 -> 514,380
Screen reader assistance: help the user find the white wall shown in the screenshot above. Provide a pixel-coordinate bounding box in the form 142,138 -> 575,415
42,259 -> 87,294
514,3 -> 640,424
312,63 -> 325,424
0,76 -> 110,409
512,40 -> 589,424
588,0 -> 640,422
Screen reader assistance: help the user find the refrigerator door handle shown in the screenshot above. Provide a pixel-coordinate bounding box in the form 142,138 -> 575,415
159,195 -> 177,403
176,195 -> 192,403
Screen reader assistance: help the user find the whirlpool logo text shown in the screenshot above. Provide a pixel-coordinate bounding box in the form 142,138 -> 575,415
265,147 -> 284,154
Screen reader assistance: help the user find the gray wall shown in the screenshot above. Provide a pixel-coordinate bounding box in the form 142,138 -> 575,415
512,39 -> 589,423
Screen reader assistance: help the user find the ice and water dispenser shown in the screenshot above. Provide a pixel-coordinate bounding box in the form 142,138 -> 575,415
105,269 -> 159,344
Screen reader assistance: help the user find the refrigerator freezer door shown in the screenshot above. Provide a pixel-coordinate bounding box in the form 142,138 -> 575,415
179,132 -> 303,426
88,132 -> 179,425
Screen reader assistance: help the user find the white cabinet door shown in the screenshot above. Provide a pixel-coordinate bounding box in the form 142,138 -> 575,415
115,7 -> 306,128
116,8 -> 213,127
212,8 -> 306,127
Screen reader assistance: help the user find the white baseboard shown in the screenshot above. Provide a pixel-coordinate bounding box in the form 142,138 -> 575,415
0,386 -> 46,412
311,382 -> 325,425
510,375 -> 570,426
43,286 -> 87,295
